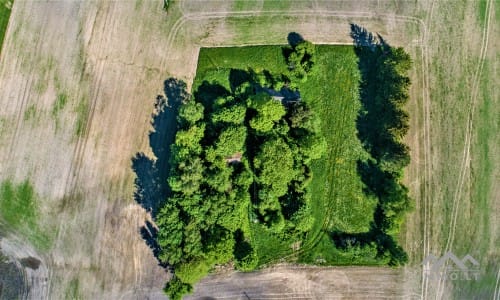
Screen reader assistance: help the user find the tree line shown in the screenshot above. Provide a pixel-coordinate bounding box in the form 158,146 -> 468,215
330,26 -> 413,266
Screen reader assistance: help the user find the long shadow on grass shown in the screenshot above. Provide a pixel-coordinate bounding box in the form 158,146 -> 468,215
328,24 -> 411,266
131,78 -> 187,264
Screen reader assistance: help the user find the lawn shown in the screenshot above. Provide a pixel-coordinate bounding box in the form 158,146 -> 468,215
193,45 -> 378,265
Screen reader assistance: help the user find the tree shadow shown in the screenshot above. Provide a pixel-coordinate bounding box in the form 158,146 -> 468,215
229,69 -> 253,93
287,32 -> 305,48
132,78 -> 187,265
326,24 -> 410,265
193,80 -> 231,114
349,23 -> 385,51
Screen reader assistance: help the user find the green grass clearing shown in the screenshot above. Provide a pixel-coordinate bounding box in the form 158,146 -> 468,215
0,179 -> 53,251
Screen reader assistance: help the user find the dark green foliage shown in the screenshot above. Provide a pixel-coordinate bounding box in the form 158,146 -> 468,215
341,24 -> 413,266
155,39 -> 325,299
285,40 -> 316,81
248,93 -> 286,133
178,101 -> 204,126
163,277 -> 192,300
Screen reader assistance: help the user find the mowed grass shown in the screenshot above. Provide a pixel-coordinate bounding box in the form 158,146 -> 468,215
0,179 -> 53,251
0,0 -> 12,55
194,45 -> 377,264
233,0 -> 291,12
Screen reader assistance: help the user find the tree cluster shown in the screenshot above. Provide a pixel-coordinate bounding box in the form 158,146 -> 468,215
285,40 -> 316,82
157,67 -> 325,299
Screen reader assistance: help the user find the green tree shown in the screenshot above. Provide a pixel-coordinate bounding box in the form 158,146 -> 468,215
156,203 -> 184,265
215,125 -> 247,157
287,40 -> 316,81
248,93 -> 286,133
173,124 -> 206,158
211,103 -> 247,124
163,277 -> 192,300
178,100 -> 204,125
168,157 -> 205,196
254,138 -> 295,197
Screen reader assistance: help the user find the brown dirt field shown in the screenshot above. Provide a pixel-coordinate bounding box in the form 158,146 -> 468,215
186,265 -> 411,299
0,0 -> 497,299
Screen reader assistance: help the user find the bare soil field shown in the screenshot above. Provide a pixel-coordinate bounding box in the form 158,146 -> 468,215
0,0 -> 497,299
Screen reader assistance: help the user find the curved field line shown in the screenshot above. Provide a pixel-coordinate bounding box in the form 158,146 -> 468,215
166,10 -> 426,52
434,0 -> 493,298
164,7 -> 433,300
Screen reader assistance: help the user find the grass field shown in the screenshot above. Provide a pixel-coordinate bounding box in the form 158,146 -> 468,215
194,44 -> 380,266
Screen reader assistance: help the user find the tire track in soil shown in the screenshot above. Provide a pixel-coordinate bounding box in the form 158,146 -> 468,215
434,0 -> 493,298
420,0 -> 435,297
55,3 -> 110,255
3,4 -> 49,173
165,10 -> 426,53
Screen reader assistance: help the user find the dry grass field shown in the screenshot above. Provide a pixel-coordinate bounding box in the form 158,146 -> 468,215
0,0 -> 497,299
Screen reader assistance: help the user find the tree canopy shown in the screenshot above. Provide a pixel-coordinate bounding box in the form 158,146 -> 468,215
155,46 -> 325,299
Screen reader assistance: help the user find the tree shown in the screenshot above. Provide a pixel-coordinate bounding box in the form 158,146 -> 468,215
178,100 -> 204,126
254,138 -> 295,197
211,103 -> 247,124
248,93 -> 286,133
164,277 -> 192,300
156,203 -> 184,265
168,157 -> 205,195
173,124 -> 206,158
286,40 -> 316,81
297,133 -> 327,163
215,125 -> 247,157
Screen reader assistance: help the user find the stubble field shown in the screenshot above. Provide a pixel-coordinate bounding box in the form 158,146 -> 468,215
0,0 -> 497,299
